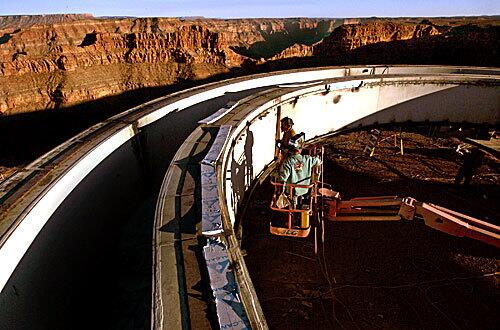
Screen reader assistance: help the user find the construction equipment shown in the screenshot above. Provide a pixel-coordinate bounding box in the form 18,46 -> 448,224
269,146 -> 322,238
321,191 -> 500,248
269,116 -> 499,248
269,176 -> 499,247
269,181 -> 316,237
364,128 -> 404,157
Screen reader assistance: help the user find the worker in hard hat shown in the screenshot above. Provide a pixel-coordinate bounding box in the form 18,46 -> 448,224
277,133 -> 321,208
276,117 -> 296,163
276,117 -> 297,153
454,144 -> 484,186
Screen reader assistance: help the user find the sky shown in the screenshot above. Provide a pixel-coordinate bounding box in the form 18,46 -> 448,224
1,0 -> 499,18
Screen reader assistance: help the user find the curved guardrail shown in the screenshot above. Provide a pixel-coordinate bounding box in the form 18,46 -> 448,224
0,65 -> 497,328
165,70 -> 498,328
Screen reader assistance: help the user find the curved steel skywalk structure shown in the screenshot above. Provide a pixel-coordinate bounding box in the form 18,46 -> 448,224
0,66 -> 498,329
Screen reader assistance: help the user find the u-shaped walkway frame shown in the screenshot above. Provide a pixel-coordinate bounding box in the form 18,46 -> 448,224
156,69 -> 499,329
0,65 -> 498,329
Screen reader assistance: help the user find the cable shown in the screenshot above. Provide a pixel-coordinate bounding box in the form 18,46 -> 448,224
315,218 -> 356,328
313,145 -> 359,329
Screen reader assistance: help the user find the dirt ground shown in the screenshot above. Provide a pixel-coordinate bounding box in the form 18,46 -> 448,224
242,128 -> 499,329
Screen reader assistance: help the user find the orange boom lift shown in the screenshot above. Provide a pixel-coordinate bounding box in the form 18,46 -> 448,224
269,115 -> 500,248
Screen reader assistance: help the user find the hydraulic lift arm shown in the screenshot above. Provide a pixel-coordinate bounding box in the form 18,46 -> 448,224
403,199 -> 500,248
322,192 -> 500,248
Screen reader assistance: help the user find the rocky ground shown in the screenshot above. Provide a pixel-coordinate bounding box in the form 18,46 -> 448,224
242,128 -> 499,329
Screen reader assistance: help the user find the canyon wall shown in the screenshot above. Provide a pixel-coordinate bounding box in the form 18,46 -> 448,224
0,16 -> 498,116
267,20 -> 499,69
314,21 -> 440,55
0,14 -> 94,29
0,24 -> 248,114
312,21 -> 500,66
269,43 -> 314,61
0,17 -> 337,115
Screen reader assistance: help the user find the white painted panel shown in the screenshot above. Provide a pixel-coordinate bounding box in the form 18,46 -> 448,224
0,125 -> 136,292
220,79 -> 499,228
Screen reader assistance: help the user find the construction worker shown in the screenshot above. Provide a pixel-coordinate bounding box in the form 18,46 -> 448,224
454,144 -> 485,186
276,117 -> 296,162
277,133 -> 321,207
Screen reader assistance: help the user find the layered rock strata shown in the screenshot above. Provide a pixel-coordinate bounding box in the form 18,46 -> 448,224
0,23 -> 248,114
314,21 -> 440,55
313,21 -> 500,66
0,17 -> 336,115
0,14 -> 94,29
270,20 -> 498,67
0,17 -> 498,115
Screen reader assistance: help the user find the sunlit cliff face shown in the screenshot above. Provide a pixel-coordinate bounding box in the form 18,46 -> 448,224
0,16 -> 498,115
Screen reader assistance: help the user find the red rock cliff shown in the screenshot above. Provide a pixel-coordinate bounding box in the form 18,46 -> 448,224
0,17 -> 497,115
0,17 -> 335,115
0,21 -> 250,114
0,14 -> 94,29
311,21 -> 499,66
314,21 -> 440,56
